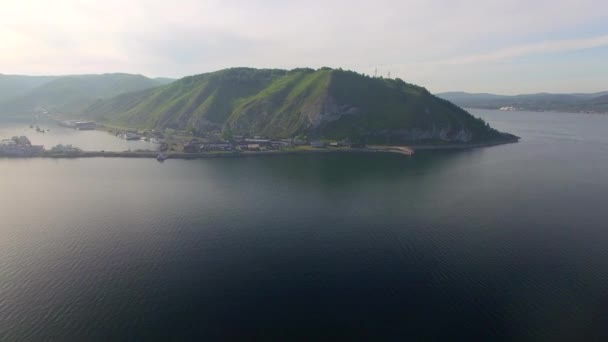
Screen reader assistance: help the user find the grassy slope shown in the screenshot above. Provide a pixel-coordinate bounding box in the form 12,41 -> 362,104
86,68 -> 503,143
227,69 -> 332,137
92,68 -> 288,129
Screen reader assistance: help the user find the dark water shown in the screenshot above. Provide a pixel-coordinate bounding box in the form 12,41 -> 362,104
2,110 -> 608,340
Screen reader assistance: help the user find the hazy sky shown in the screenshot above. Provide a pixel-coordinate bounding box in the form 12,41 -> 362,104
1,0 -> 607,94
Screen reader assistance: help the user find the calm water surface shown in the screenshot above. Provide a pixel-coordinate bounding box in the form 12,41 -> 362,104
0,119 -> 157,151
1,110 -> 608,340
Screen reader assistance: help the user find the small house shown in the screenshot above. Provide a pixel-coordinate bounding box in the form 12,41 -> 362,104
183,141 -> 201,153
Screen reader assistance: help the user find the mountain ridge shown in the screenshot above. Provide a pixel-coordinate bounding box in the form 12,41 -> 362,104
437,91 -> 608,112
0,73 -> 174,116
85,67 -> 508,144
0,74 -> 62,103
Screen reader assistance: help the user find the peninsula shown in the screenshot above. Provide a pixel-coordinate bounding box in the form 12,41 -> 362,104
1,67 -> 519,158
0,129 -> 518,161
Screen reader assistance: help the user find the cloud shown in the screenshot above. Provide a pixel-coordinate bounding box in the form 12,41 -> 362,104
384,34 -> 608,70
0,0 -> 607,92
126,29 -> 272,65
431,35 -> 608,66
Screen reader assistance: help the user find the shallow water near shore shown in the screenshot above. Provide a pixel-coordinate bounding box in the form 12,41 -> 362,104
2,110 -> 608,340
0,119 -> 157,151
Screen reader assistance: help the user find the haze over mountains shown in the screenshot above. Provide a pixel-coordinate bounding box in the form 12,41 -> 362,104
0,73 -> 173,116
0,74 -> 61,103
1,68 -> 513,144
437,91 -> 608,112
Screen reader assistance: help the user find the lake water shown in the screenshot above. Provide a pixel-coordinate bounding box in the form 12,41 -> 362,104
2,110 -> 608,340
0,119 -> 158,152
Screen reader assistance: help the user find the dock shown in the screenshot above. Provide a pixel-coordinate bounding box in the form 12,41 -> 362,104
0,146 -> 417,160
366,145 -> 415,156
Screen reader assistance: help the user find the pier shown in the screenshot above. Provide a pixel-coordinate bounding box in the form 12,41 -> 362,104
35,146 -> 416,160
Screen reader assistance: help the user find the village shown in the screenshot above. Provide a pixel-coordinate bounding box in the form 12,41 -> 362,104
0,136 -> 45,156
181,136 -> 365,153
1,121 -> 417,159
100,124 -> 367,154
0,135 -> 84,157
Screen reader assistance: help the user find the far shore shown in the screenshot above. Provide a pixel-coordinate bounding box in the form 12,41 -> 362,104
0,136 -> 519,160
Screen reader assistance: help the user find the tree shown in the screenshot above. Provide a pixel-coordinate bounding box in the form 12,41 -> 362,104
222,126 -> 234,141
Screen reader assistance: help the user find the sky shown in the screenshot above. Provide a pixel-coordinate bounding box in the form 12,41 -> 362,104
1,0 -> 607,94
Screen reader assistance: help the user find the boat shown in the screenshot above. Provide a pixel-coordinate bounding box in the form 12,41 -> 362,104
121,132 -> 140,140
156,153 -> 168,162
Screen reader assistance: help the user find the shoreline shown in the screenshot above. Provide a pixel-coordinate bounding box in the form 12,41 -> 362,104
410,137 -> 519,150
0,136 -> 519,160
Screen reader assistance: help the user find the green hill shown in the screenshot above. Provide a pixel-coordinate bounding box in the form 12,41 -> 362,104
87,68 -> 509,144
0,73 -> 167,116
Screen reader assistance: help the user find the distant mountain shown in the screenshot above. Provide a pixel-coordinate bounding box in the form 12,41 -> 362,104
437,91 -> 608,113
0,74 -> 61,103
153,77 -> 176,85
85,67 -> 511,144
0,73 -> 168,117
588,94 -> 608,105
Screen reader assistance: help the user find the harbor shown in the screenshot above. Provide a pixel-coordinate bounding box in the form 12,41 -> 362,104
0,137 -> 520,160
0,121 -> 518,161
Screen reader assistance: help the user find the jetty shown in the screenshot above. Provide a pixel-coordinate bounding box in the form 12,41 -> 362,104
29,146 -> 416,160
